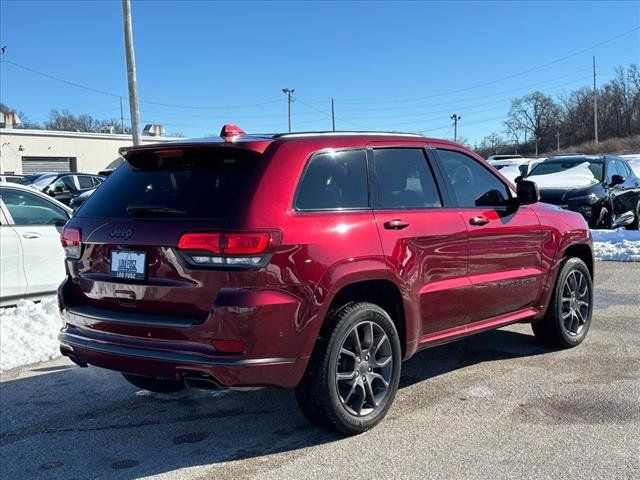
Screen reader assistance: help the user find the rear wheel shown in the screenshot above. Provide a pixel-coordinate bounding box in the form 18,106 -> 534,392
532,257 -> 593,348
295,302 -> 401,435
122,373 -> 185,393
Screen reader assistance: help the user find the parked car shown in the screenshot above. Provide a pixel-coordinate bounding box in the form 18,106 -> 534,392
489,157 -> 544,183
70,163 -> 119,210
20,172 -> 105,205
58,125 -> 594,435
0,174 -> 25,183
524,154 -> 640,229
0,183 -> 72,306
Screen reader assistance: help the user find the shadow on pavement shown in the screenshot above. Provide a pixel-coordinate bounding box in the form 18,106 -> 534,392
0,327 -> 551,479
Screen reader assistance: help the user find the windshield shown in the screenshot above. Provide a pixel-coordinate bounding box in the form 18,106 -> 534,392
20,173 -> 58,189
76,147 -> 261,219
528,160 -> 604,181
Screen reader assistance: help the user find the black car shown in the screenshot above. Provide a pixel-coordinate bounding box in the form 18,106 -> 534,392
20,172 -> 105,206
524,155 -> 640,229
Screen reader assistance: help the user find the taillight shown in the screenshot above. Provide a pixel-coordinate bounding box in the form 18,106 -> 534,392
61,226 -> 82,259
222,233 -> 270,254
177,233 -> 221,254
177,231 -> 278,268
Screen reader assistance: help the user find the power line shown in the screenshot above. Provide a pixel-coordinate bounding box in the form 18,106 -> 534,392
310,26 -> 640,106
0,59 -> 283,110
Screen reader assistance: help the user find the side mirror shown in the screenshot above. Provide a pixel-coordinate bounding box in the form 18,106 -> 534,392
514,175 -> 524,183
516,180 -> 539,205
610,174 -> 625,186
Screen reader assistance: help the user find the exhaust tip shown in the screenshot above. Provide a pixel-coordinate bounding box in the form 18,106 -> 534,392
182,374 -> 223,390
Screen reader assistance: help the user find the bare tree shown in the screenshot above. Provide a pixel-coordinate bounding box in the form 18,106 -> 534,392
506,91 -> 561,155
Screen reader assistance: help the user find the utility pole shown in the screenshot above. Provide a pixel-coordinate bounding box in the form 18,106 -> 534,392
282,88 -> 294,133
556,130 -> 560,151
331,98 -> 336,132
119,97 -> 125,134
593,56 -> 598,144
122,0 -> 141,145
450,114 -> 461,142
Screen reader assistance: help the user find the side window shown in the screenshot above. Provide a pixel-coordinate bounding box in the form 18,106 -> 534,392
92,176 -> 104,186
370,148 -> 442,209
295,149 -> 368,211
50,175 -> 76,193
615,160 -> 629,178
77,175 -> 94,189
0,189 -> 69,226
437,149 -> 511,208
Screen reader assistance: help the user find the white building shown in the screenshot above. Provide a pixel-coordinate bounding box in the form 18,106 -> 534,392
0,127 -> 180,174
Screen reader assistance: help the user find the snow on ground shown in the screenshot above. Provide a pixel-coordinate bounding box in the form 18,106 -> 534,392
592,228 -> 640,262
0,296 -> 62,371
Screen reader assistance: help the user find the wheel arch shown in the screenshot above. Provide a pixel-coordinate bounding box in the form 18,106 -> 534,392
321,279 -> 407,358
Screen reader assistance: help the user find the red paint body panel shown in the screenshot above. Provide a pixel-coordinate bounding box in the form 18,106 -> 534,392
59,132 -> 593,388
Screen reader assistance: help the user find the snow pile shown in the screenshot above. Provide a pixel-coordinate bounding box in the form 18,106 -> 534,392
592,228 -> 640,262
0,296 -> 62,371
527,162 -> 599,189
620,154 -> 640,176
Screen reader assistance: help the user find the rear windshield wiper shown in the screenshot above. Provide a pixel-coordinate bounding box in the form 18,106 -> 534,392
126,205 -> 187,216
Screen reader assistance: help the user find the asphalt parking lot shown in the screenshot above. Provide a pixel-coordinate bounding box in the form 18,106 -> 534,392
1,262 -> 638,480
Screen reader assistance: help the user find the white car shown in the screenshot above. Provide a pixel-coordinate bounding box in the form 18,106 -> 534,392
0,183 -> 72,306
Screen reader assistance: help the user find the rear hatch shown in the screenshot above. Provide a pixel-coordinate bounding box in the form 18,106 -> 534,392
63,145 -> 269,323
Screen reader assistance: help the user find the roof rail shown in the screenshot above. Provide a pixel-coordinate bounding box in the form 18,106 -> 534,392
273,131 -> 423,139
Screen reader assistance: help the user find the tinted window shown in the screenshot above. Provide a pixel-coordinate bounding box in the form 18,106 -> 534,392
614,160 -> 630,179
437,149 -> 510,207
295,149 -> 368,210
0,188 -> 68,226
77,148 -> 260,219
77,175 -> 94,189
50,175 -> 76,193
370,149 -> 442,209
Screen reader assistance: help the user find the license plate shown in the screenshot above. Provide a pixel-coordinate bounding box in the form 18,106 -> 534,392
110,250 -> 146,280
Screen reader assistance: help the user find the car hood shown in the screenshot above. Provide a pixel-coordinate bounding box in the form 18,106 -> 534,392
537,184 -> 601,205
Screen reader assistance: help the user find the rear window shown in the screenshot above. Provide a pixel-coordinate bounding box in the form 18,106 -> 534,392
76,147 -> 260,219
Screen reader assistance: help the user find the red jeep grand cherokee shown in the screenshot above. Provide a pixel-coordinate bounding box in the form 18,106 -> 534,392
58,126 -> 594,435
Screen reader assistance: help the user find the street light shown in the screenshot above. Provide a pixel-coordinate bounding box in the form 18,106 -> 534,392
282,88 -> 295,133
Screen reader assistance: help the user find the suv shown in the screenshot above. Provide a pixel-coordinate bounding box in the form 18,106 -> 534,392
58,126 -> 594,435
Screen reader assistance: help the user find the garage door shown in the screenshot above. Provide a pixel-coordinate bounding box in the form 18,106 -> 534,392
21,157 -> 76,174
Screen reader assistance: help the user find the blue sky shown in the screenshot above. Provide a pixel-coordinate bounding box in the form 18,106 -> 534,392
1,1 -> 639,144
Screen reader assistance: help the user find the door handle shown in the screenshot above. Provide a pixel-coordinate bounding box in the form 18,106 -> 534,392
469,216 -> 490,226
383,219 -> 410,230
22,232 -> 42,239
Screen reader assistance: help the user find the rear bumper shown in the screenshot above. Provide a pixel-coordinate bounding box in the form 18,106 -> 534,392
59,327 -> 307,388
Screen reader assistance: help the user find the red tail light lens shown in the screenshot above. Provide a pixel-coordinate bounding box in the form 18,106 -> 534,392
61,226 -> 82,259
211,339 -> 246,354
177,231 -> 278,268
222,233 -> 270,254
177,233 -> 221,254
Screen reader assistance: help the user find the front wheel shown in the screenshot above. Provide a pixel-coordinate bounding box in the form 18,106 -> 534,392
628,201 -> 640,230
295,302 -> 401,435
532,257 -> 593,348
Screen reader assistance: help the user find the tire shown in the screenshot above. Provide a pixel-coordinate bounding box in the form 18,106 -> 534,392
597,207 -> 612,229
122,373 -> 185,393
532,257 -> 593,348
628,201 -> 640,230
295,302 -> 402,435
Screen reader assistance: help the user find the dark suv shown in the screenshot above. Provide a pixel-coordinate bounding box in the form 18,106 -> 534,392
58,126 -> 594,435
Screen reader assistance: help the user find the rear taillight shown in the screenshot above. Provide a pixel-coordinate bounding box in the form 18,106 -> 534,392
61,226 -> 82,259
177,231 -> 278,268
